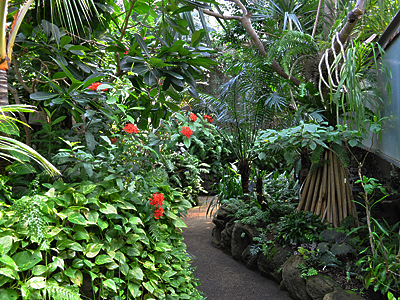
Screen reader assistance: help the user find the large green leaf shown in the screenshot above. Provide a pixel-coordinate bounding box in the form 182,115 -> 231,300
0,289 -> 18,300
12,250 -> 42,272
130,266 -> 143,280
30,92 -> 59,101
95,254 -> 114,265
68,213 -> 87,225
0,237 -> 13,255
85,243 -> 103,258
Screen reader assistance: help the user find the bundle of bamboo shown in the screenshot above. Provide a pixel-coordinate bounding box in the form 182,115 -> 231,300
297,149 -> 359,228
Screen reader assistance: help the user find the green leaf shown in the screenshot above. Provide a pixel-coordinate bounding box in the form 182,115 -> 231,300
78,182 -> 97,195
128,283 -> 141,297
60,36 -> 72,48
27,277 -> 46,290
135,33 -> 150,57
99,203 -> 117,214
95,254 -> 114,265
191,29 -> 206,47
130,266 -> 144,280
0,289 -> 18,300
30,92 -> 59,101
133,0 -> 150,14
85,131 -> 97,151
0,268 -> 17,280
172,218 -> 187,228
85,211 -> 99,224
103,279 -> 118,293
85,243 -> 103,258
73,226 -> 90,240
0,255 -> 17,270
129,217 -> 143,225
68,213 -> 87,225
183,136 -> 191,148
32,265 -> 47,276
0,237 -> 13,255
12,251 -> 42,272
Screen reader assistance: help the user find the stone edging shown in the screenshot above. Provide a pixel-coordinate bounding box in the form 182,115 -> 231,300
211,206 -> 364,300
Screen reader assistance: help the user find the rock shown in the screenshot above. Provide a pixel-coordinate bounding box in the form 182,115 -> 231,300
306,274 -> 342,300
212,218 -> 226,230
323,289 -> 364,300
243,224 -> 260,240
231,221 -> 251,261
258,246 -> 292,284
241,245 -> 259,270
282,255 -> 312,300
220,219 -> 235,254
211,226 -> 222,248
215,206 -> 234,222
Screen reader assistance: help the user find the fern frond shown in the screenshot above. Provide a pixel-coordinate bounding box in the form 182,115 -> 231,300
331,143 -> 349,167
148,219 -> 163,242
267,30 -> 318,74
43,282 -> 82,300
310,145 -> 325,164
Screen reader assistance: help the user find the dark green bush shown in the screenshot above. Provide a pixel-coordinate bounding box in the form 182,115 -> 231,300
276,211 -> 328,246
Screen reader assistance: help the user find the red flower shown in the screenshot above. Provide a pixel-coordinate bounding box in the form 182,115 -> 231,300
124,50 -> 129,55
109,137 -> 117,144
181,127 -> 193,138
88,82 -> 108,91
189,113 -> 197,122
123,124 -> 139,134
154,206 -> 164,219
149,193 -> 164,207
203,114 -> 213,123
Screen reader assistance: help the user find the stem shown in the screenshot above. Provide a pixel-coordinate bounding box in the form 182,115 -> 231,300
358,163 -> 375,255
312,0 -> 323,38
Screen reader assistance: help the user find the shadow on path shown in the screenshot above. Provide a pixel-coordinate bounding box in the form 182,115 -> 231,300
182,196 -> 292,300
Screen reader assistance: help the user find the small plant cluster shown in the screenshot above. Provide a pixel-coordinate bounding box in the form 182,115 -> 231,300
276,211 -> 329,246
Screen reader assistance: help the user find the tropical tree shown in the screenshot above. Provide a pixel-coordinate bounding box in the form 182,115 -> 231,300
190,0 -> 397,227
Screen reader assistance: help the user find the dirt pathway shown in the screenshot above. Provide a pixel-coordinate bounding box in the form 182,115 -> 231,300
182,196 -> 292,300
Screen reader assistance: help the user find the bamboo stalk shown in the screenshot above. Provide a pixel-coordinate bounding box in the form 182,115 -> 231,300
310,167 -> 322,213
315,151 -> 329,216
321,201 -> 328,221
327,150 -> 335,225
304,168 -> 318,212
297,167 -> 313,211
345,177 -> 353,226
331,152 -> 342,227
340,166 -> 348,220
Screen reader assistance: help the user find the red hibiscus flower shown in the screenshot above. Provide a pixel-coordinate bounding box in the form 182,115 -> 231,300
88,82 -> 108,91
189,113 -> 197,122
203,114 -> 213,123
149,193 -> 164,207
154,206 -> 164,219
181,127 -> 193,138
109,137 -> 117,144
123,124 -> 139,134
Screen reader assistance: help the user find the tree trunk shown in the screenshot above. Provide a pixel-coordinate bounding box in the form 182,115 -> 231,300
256,175 -> 268,210
238,158 -> 250,197
0,69 -> 8,107
0,68 -> 9,174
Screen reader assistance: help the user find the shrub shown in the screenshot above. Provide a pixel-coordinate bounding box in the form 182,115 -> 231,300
276,211 -> 328,246
0,172 -> 203,299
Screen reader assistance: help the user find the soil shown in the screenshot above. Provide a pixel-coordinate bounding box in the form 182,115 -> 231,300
317,266 -> 371,300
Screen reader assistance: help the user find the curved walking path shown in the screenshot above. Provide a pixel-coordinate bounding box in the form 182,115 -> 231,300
182,196 -> 293,300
